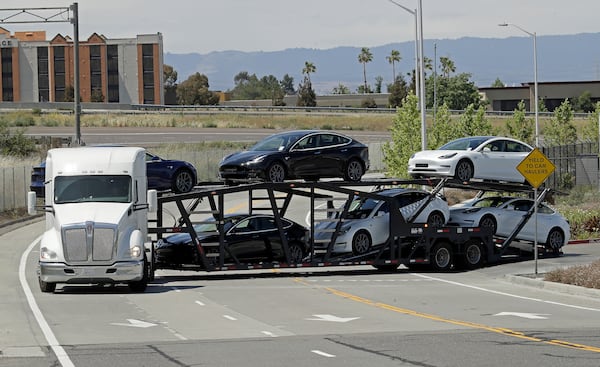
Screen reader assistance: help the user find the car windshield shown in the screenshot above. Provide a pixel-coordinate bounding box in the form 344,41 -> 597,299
472,197 -> 513,208
346,197 -> 380,219
193,216 -> 243,233
54,175 -> 132,204
439,137 -> 492,151
249,132 -> 306,152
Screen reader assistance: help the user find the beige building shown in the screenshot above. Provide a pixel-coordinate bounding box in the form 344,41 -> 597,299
0,27 -> 163,104
480,81 -> 600,112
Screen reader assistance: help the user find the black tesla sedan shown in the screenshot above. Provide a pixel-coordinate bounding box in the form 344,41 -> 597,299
218,130 -> 369,184
154,214 -> 309,268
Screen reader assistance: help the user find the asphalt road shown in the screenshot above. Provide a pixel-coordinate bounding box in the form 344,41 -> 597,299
3,188 -> 600,367
23,126 -> 391,146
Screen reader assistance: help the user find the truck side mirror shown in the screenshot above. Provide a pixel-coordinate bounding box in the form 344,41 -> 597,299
147,189 -> 157,213
27,191 -> 37,215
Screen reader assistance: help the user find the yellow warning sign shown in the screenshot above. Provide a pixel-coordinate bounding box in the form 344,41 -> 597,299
517,148 -> 555,189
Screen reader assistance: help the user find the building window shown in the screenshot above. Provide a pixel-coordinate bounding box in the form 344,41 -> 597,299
53,46 -> 66,101
37,47 -> 49,102
107,45 -> 119,103
89,45 -> 103,101
141,44 -> 154,104
1,48 -> 13,101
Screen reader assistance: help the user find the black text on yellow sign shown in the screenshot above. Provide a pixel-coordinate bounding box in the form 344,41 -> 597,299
517,148 -> 555,189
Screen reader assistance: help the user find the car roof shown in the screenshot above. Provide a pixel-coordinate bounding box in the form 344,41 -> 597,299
373,188 -> 426,197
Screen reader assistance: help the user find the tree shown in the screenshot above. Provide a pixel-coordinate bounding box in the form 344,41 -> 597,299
456,104 -> 493,137
382,93 -> 421,177
426,72 -> 480,110
176,72 -> 219,105
90,88 -> 104,103
302,61 -> 316,84
386,50 -> 401,83
573,90 -> 594,112
506,100 -> 534,145
544,99 -> 578,146
374,76 -> 383,93
582,102 -> 600,141
280,74 -> 295,95
427,103 -> 458,149
163,64 -> 178,88
439,56 -> 456,78
0,121 -> 36,157
387,75 -> 409,108
491,77 -> 505,88
331,83 -> 350,94
358,47 -> 373,93
296,75 -> 316,107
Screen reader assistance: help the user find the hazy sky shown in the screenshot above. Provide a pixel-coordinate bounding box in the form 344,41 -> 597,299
1,0 -> 598,54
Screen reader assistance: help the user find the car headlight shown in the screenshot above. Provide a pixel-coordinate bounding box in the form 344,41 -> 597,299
40,247 -> 57,260
243,155 -> 266,165
130,245 -> 142,258
339,225 -> 351,234
438,153 -> 457,159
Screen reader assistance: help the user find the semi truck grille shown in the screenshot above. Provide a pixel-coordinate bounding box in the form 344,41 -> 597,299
63,223 -> 117,263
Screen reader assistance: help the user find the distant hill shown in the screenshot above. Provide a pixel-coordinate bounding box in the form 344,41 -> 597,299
165,33 -> 600,94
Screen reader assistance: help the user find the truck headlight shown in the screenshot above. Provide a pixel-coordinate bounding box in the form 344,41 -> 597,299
40,247 -> 57,260
130,245 -> 142,258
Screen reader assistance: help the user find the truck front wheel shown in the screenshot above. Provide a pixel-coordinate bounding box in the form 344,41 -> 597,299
39,278 -> 56,293
129,257 -> 149,293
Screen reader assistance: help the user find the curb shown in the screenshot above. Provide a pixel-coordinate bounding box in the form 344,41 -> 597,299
567,238 -> 600,245
505,274 -> 600,299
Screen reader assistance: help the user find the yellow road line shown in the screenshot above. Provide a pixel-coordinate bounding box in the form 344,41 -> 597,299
293,278 -> 600,353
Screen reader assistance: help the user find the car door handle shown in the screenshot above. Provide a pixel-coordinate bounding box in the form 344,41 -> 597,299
341,149 -> 348,152
252,235 -> 260,239
314,151 -> 321,155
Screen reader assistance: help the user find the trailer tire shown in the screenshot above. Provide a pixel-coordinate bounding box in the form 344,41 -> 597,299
430,241 -> 453,271
352,230 -> 372,255
460,240 -> 485,270
39,278 -> 56,293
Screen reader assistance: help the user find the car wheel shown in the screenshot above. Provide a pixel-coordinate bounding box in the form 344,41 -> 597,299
344,159 -> 364,181
546,228 -> 564,255
172,169 -> 195,193
267,162 -> 286,182
430,241 -> 453,271
454,159 -> 474,182
39,278 -> 56,293
427,211 -> 445,227
460,240 -> 485,270
288,242 -> 305,264
352,230 -> 372,255
478,215 -> 497,235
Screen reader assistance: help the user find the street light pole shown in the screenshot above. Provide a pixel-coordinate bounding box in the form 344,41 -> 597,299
388,0 -> 427,150
499,23 -> 539,148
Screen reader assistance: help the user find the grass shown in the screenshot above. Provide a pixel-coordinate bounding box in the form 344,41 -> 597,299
545,260 -> 600,290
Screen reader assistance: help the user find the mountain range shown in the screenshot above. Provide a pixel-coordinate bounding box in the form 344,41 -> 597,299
165,33 -> 600,95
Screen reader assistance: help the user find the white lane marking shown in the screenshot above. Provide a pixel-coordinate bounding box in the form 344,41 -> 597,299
311,350 -> 336,358
494,312 -> 550,319
195,300 -> 205,306
223,315 -> 237,321
261,331 -> 277,337
110,319 -> 157,328
306,314 -> 360,322
20,236 -> 75,367
414,273 -> 600,312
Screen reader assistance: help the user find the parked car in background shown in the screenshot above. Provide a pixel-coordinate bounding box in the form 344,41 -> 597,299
30,150 -> 198,196
218,130 -> 369,184
448,196 -> 570,252
313,188 -> 449,255
408,136 -> 533,183
154,214 -> 309,267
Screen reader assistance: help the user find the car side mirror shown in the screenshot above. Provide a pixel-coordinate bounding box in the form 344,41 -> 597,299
483,147 -> 491,152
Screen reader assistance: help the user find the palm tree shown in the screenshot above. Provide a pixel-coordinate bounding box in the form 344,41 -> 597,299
439,56 -> 456,78
386,50 -> 401,82
358,47 -> 373,93
302,61 -> 316,83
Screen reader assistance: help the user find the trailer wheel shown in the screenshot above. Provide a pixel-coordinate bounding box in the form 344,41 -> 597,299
39,278 -> 56,293
430,241 -> 453,271
461,240 -> 485,269
352,230 -> 372,255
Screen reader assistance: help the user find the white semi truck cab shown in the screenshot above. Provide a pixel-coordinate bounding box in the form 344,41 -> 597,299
28,146 -> 157,293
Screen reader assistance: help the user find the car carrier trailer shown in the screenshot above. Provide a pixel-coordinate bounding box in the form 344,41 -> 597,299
147,178 -> 557,276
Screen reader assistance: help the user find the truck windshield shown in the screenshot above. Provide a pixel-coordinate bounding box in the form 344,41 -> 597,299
54,175 -> 132,204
